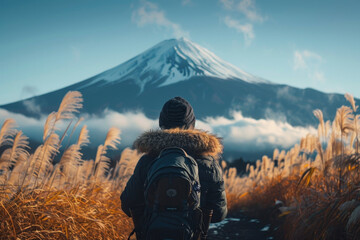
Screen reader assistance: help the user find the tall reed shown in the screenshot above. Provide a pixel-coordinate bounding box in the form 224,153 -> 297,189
0,91 -> 138,239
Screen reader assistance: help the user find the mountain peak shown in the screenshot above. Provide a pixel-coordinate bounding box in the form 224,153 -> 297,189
81,38 -> 269,92
157,37 -> 192,47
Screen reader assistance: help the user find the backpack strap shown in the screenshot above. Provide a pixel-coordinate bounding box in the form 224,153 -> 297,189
200,208 -> 213,240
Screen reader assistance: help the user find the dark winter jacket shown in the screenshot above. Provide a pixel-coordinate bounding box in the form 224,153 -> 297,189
120,128 -> 228,223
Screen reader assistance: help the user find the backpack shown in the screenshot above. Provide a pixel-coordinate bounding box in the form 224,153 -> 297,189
143,147 -> 202,240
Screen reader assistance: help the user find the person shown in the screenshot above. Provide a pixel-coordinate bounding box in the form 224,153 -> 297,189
120,96 -> 227,239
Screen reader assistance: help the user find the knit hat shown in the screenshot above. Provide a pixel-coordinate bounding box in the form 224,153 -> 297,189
159,97 -> 196,130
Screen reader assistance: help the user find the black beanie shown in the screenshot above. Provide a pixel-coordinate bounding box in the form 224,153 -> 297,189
159,97 -> 196,130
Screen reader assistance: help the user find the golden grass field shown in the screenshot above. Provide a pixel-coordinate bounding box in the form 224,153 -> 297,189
1,91 -> 360,239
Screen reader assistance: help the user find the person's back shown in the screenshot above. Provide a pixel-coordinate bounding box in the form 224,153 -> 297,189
120,97 -> 227,239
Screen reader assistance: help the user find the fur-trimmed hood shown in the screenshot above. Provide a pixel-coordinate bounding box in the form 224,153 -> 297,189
133,128 -> 223,158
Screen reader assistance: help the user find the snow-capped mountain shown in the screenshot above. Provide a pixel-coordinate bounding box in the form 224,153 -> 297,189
80,38 -> 268,93
0,38 -> 351,127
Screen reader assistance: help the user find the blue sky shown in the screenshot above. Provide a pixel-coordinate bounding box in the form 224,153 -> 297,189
1,0 -> 359,105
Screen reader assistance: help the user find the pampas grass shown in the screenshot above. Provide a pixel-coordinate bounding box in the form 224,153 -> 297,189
92,128 -> 121,184
0,188 -> 133,240
220,93 -> 360,240
0,131 -> 29,187
0,119 -> 17,147
0,91 -> 139,240
55,91 -> 83,121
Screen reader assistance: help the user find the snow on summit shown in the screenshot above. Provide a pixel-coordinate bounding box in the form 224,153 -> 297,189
82,38 -> 269,92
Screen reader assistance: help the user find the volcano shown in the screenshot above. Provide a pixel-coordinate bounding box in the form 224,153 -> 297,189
0,38 -> 350,126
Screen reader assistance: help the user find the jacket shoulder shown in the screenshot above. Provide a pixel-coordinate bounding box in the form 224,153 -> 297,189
196,156 -> 224,184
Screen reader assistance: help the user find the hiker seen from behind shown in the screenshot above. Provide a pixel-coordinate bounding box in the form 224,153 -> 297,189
121,97 -> 228,240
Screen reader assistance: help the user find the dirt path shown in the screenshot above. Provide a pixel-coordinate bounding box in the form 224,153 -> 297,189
207,212 -> 275,240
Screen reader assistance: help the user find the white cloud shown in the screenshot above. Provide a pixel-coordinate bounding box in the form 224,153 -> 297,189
236,0 -> 264,22
264,108 -> 287,123
223,16 -> 254,46
203,111 -> 315,151
0,108 -> 45,139
83,110 -> 158,145
132,1 -> 189,38
0,108 -> 315,158
0,109 -> 41,127
220,0 -> 264,46
220,0 -> 265,22
220,0 -> 264,22
293,50 -> 326,82
0,108 -> 158,147
293,50 -> 322,70
23,99 -> 41,114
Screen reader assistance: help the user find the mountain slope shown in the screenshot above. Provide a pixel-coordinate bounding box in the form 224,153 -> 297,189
0,38 -> 352,127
